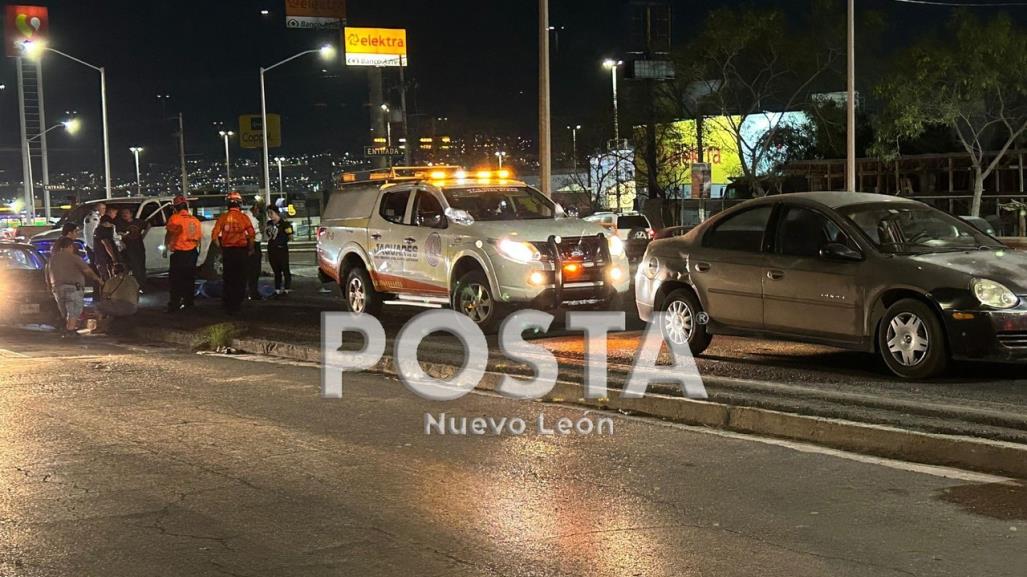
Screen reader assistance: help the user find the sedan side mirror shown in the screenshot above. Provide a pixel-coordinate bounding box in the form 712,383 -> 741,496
820,242 -> 863,262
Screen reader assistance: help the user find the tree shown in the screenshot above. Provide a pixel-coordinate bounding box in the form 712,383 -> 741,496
875,12 -> 1027,216
683,4 -> 841,196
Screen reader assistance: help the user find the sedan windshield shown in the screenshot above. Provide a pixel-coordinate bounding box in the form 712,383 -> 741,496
442,186 -> 555,221
840,204 -> 1000,254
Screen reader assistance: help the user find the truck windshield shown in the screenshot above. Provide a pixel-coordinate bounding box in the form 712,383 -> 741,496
442,186 -> 555,221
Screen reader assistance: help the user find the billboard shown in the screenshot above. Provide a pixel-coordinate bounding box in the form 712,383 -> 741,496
5,5 -> 48,57
648,112 -> 810,191
239,114 -> 281,149
285,0 -> 346,29
344,27 -> 407,67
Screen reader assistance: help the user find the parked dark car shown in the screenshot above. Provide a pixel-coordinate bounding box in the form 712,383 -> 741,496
635,192 -> 1027,379
0,242 -> 59,327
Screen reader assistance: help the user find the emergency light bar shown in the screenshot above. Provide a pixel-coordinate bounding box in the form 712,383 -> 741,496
339,165 -> 515,185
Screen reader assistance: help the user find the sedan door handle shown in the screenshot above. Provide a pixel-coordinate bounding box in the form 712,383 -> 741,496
371,233 -> 383,240
403,237 -> 416,243
694,262 -> 711,273
767,270 -> 785,281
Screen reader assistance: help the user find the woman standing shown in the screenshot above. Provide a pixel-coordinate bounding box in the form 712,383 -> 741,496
264,205 -> 293,296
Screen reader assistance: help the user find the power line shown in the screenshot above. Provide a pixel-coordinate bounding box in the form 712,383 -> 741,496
893,0 -> 1027,6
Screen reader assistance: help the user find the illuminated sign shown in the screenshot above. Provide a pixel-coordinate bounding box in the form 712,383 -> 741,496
344,27 -> 407,67
4,5 -> 48,58
649,112 -> 810,187
285,0 -> 346,30
239,114 -> 281,149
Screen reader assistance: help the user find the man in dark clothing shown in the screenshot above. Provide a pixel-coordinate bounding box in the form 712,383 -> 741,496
264,205 -> 294,296
116,207 -> 148,287
93,206 -> 121,283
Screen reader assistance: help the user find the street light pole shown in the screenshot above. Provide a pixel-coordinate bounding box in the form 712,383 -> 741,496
603,59 -> 623,211
219,130 -> 234,188
129,147 -> 143,196
568,124 -> 581,171
177,113 -> 188,194
538,0 -> 552,196
381,104 -> 393,168
24,44 -> 112,200
495,151 -> 506,169
25,119 -> 79,220
275,157 -> 285,202
846,0 -> 856,193
260,45 -> 336,197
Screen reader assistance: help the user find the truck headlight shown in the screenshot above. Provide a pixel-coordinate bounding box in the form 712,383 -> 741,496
972,278 -> 1020,309
496,238 -> 540,263
607,235 -> 625,257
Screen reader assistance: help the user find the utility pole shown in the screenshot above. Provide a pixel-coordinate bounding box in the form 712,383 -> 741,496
177,113 -> 188,194
538,0 -> 552,196
846,0 -> 856,193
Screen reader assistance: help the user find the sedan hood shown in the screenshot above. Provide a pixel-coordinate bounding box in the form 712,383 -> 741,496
460,219 -> 610,242
909,249 -> 1027,293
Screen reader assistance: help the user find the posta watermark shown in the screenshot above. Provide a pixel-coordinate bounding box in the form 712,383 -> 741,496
320,310 -> 707,403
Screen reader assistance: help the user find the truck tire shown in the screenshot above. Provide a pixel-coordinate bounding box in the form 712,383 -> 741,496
343,266 -> 382,316
877,299 -> 948,380
452,270 -> 505,334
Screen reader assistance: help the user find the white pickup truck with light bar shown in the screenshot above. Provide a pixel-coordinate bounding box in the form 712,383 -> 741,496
317,166 -> 631,331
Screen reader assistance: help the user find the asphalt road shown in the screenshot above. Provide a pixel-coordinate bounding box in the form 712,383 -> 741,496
133,272 -> 1027,443
0,329 -> 1024,576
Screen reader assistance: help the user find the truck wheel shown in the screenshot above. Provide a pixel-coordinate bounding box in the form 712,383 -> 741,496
452,270 -> 505,334
344,267 -> 382,316
878,299 -> 948,380
660,289 -> 712,356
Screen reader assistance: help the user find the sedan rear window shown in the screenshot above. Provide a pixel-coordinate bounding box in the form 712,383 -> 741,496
617,215 -> 649,229
0,247 -> 44,270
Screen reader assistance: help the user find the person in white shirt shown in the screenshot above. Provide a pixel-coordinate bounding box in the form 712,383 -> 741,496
82,202 -> 105,258
246,203 -> 264,300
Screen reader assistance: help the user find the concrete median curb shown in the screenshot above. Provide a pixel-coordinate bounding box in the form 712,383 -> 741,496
130,327 -> 1027,479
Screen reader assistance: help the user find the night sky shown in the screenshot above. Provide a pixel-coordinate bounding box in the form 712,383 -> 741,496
0,0 -> 1024,183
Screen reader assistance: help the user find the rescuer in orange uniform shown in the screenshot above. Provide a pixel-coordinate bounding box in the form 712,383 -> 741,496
211,191 -> 255,314
164,195 -> 202,312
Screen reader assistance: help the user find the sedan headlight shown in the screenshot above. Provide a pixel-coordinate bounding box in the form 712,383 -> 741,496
972,278 -> 1020,309
496,238 -> 540,263
607,235 -> 625,257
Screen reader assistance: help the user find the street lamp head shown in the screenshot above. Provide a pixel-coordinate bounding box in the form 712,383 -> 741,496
602,59 -> 622,69
62,118 -> 81,135
130,147 -> 143,153
319,44 -> 336,61
17,39 -> 46,60
380,104 -> 390,112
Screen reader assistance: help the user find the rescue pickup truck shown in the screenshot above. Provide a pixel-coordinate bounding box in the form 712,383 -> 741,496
317,166 -> 631,332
